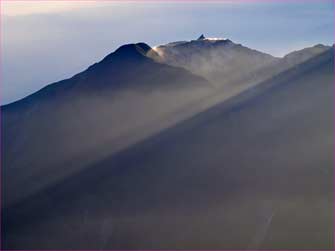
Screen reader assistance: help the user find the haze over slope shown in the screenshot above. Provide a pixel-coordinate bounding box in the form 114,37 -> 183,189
3,47 -> 333,249
1,42 -> 213,206
5,38 -> 328,208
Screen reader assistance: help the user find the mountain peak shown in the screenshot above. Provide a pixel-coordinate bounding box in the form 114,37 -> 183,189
197,34 -> 206,40
100,42 -> 152,65
82,42 -> 153,77
113,43 -> 151,57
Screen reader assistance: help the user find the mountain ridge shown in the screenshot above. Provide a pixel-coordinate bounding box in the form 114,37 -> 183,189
2,42 -> 209,111
2,40 -> 332,209
3,42 -> 333,250
148,37 -> 279,87
1,41 -> 215,207
148,37 -> 331,93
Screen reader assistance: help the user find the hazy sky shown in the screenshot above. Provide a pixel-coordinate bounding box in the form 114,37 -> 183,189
1,0 -> 334,104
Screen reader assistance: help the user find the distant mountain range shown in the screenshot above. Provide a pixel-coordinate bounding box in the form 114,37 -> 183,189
1,35 -> 333,249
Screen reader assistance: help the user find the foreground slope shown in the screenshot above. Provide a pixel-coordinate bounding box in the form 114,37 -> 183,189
1,43 -> 213,207
3,48 -> 333,249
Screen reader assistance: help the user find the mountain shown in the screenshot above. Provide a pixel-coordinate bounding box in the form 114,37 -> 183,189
2,47 -> 333,249
7,40 -> 328,208
1,42 -> 214,207
148,36 -> 330,93
250,44 -> 331,85
148,35 -> 279,87
283,44 -> 331,65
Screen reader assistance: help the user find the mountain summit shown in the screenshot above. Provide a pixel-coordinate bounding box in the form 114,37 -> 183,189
149,37 -> 277,87
94,43 -> 152,67
197,34 -> 206,40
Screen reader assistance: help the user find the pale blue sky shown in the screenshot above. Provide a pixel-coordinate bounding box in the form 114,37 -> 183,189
2,0 -> 334,104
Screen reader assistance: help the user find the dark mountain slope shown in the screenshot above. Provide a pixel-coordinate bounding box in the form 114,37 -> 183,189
1,43 -> 213,207
3,48 -> 333,249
